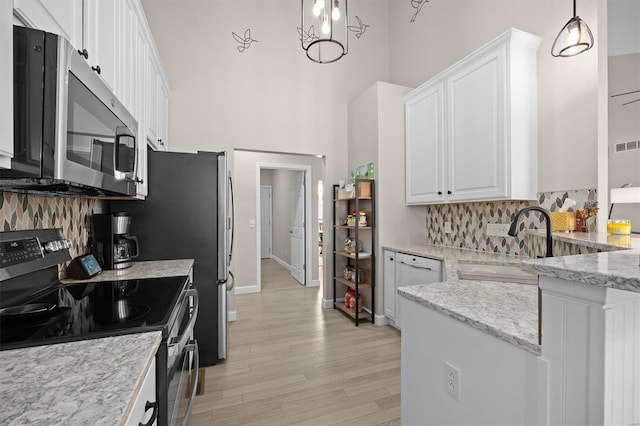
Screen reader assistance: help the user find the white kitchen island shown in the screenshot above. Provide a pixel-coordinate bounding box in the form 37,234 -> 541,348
398,243 -> 640,426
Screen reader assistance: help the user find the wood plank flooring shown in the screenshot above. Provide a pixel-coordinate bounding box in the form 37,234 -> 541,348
188,259 -> 401,426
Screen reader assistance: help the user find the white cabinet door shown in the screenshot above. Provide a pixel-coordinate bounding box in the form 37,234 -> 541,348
0,0 -> 13,167
83,0 -> 120,95
405,80 -> 446,205
384,250 -> 397,321
158,81 -> 169,150
447,46 -> 507,202
135,19 -> 149,198
125,358 -> 157,426
13,0 -> 83,49
120,0 -> 137,114
146,55 -> 160,147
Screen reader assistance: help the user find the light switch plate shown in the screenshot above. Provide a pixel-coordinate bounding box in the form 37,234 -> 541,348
249,219 -> 256,228
444,222 -> 452,234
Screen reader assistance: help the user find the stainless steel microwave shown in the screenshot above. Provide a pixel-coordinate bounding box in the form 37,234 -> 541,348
0,26 -> 137,196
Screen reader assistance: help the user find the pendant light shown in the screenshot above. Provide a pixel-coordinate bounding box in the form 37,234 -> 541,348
551,0 -> 594,57
300,0 -> 349,64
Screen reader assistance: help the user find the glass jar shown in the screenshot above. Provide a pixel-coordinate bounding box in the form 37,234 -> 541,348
607,219 -> 631,235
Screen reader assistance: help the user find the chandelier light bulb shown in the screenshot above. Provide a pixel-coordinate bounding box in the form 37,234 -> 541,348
317,0 -> 325,9
321,13 -> 331,34
332,0 -> 340,20
567,21 -> 580,45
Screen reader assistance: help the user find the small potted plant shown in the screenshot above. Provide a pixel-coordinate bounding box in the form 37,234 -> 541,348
575,200 -> 599,232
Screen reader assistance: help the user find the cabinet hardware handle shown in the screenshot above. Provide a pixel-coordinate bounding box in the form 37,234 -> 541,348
447,190 -> 452,195
437,191 -> 442,195
92,65 -> 101,74
138,400 -> 158,426
78,49 -> 89,59
136,178 -> 144,184
158,139 -> 164,145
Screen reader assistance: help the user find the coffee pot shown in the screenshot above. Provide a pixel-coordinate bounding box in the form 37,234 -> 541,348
92,213 -> 140,270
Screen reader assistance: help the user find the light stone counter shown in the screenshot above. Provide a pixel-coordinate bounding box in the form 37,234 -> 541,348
0,332 -> 161,425
386,244 -> 539,355
522,250 -> 640,292
61,259 -> 194,283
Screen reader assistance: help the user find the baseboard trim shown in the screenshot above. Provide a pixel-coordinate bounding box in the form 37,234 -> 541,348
309,279 -> 320,287
270,254 -> 291,271
234,285 -> 259,295
374,314 -> 390,326
322,298 -> 334,309
228,309 -> 237,322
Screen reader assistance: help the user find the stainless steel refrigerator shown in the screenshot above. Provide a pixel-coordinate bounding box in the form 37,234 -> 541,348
111,149 -> 234,366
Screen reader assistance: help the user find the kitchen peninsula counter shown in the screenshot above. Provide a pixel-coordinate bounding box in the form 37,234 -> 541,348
386,244 -> 539,354
0,332 -> 161,425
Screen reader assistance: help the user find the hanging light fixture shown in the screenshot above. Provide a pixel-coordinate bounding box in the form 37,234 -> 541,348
300,0 -> 348,64
551,0 -> 594,57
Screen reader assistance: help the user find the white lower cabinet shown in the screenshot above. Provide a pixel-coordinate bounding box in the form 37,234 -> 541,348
125,357 -> 157,426
404,28 -> 541,205
384,251 -> 443,330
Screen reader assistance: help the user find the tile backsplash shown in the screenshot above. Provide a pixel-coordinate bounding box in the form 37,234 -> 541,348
426,189 -> 597,257
0,192 -> 104,259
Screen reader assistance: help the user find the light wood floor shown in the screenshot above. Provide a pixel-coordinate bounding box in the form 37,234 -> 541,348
188,259 -> 401,426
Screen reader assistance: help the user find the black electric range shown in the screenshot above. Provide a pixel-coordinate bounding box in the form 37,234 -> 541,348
0,276 -> 187,351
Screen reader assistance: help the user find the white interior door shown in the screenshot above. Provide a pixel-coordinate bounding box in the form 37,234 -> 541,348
290,172 -> 305,284
260,186 -> 272,259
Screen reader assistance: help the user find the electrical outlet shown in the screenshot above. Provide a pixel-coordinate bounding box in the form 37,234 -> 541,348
444,361 -> 461,401
486,223 -> 511,237
444,222 -> 452,234
249,219 -> 256,228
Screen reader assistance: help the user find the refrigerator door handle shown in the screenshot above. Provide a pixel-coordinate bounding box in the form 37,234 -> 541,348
228,173 -> 234,266
226,271 -> 234,292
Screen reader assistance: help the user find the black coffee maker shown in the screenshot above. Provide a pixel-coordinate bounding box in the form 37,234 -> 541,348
91,212 -> 139,270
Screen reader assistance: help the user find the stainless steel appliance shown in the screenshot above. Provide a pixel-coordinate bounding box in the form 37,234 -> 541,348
92,212 -> 139,270
0,25 -> 137,196
0,229 -> 198,426
112,150 -> 234,365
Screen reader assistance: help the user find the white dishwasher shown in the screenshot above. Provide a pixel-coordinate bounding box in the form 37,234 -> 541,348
393,253 -> 443,329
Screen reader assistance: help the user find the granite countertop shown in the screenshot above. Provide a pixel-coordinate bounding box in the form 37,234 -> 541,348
522,250 -> 640,293
385,244 -> 539,355
527,230 -> 640,251
0,332 -> 161,425
61,259 -> 194,283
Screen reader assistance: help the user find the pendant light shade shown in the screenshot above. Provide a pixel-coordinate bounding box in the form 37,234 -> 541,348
300,0 -> 348,64
551,0 -> 594,57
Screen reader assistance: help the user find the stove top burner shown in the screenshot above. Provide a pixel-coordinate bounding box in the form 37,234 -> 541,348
0,276 -> 187,350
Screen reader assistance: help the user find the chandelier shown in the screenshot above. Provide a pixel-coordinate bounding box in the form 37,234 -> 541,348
300,0 -> 349,64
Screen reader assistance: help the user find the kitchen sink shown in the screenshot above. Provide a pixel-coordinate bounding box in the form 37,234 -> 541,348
456,261 -> 538,285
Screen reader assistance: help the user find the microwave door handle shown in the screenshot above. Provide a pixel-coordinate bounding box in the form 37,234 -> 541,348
114,126 -> 135,175
180,339 -> 199,426
168,289 -> 199,350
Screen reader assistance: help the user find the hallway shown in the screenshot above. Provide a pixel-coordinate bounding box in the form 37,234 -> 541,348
189,259 -> 401,425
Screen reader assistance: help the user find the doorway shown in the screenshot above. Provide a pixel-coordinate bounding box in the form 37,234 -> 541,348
256,163 -> 313,291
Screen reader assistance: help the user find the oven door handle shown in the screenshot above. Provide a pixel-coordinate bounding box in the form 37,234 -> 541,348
169,288 -> 199,350
181,339 -> 199,426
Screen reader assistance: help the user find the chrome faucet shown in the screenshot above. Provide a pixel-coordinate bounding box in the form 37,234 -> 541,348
508,206 -> 553,258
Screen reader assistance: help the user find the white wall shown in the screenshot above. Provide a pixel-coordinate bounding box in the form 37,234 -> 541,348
608,0 -> 640,56
608,53 -> 640,231
387,0 -> 600,193
141,0 -> 391,302
234,150 -> 323,293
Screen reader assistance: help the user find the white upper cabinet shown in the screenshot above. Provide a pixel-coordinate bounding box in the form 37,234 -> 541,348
404,28 -> 541,205
158,81 -> 169,150
1,0 -> 13,167
13,0 -> 83,49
